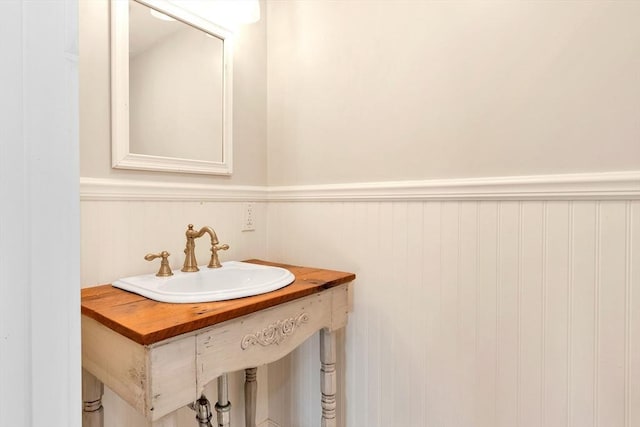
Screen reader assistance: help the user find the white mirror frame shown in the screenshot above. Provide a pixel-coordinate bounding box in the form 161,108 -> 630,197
111,0 -> 234,175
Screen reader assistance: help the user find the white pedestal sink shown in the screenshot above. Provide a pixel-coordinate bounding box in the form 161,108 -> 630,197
113,261 -> 295,303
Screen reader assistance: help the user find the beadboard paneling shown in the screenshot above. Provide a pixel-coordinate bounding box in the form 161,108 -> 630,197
266,200 -> 640,427
81,200 -> 267,286
81,199 -> 269,427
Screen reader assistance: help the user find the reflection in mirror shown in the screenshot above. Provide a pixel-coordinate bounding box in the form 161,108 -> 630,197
129,0 -> 224,162
111,0 -> 233,175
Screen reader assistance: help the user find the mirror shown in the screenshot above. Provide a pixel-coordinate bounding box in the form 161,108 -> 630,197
111,0 -> 233,175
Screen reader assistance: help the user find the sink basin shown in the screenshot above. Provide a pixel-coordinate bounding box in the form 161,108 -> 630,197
112,261 -> 295,303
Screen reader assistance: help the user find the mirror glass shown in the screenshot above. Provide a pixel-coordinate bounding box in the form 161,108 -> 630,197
129,0 -> 223,162
111,0 -> 233,175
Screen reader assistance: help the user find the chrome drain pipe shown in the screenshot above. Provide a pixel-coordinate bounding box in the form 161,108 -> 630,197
190,373 -> 231,427
215,374 -> 231,427
190,395 -> 213,427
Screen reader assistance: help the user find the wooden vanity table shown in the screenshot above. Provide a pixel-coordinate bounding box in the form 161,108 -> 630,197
81,260 -> 355,427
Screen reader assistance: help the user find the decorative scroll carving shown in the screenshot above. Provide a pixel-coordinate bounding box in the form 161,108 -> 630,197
241,313 -> 309,350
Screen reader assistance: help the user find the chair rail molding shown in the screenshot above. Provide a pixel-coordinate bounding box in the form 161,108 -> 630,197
267,171 -> 640,201
79,177 -> 267,201
81,171 -> 640,202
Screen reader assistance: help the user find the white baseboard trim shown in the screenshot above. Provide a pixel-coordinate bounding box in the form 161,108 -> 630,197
81,171 -> 640,202
257,418 -> 280,427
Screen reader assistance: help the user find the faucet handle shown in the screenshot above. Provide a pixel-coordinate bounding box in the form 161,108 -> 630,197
145,251 -> 174,277
214,244 -> 229,251
207,243 -> 229,269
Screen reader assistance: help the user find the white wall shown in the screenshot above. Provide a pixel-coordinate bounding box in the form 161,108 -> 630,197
267,0 -> 640,186
265,1 -> 640,426
0,1 -> 80,426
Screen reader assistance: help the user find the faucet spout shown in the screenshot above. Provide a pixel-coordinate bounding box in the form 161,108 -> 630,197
181,224 -> 229,272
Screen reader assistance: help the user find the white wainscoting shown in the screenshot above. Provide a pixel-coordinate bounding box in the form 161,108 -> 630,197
80,175 -> 640,427
80,200 -> 268,286
80,199 -> 270,427
266,200 -> 640,427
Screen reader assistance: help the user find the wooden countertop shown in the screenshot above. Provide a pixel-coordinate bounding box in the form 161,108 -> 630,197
81,260 -> 355,346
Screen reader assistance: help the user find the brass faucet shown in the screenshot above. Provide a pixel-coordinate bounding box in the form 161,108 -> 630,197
182,224 -> 229,272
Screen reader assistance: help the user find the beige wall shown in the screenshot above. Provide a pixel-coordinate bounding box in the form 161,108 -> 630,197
267,0 -> 640,186
265,2 -> 640,426
80,0 -> 267,185
79,1 -> 640,426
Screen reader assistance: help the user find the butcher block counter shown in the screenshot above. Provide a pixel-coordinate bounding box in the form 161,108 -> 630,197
81,260 -> 355,427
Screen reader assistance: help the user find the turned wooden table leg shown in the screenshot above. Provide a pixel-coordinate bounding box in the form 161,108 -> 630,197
244,367 -> 257,427
82,369 -> 104,427
320,329 -> 337,427
216,374 -> 231,427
